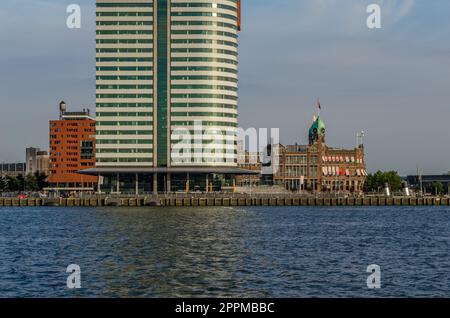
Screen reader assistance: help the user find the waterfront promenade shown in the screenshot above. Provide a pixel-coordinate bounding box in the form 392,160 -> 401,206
0,194 -> 448,208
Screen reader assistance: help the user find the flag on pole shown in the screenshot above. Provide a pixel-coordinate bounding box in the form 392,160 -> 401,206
317,99 -> 322,116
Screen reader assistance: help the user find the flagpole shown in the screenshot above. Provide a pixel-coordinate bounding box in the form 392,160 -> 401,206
317,99 -> 321,117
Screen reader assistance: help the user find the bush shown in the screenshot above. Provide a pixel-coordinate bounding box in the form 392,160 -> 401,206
364,171 -> 403,193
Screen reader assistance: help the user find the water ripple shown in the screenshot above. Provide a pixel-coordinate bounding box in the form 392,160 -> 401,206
0,206 -> 449,297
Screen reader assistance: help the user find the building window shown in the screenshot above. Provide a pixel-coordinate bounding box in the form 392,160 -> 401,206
81,141 -> 95,160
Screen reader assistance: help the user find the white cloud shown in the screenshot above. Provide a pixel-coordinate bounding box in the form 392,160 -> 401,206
291,0 -> 415,35
379,0 -> 415,23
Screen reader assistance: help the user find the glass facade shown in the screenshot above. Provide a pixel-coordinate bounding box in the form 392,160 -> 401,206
157,0 -> 169,166
95,0 -> 240,168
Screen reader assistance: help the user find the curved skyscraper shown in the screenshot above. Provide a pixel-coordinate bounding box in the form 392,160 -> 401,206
92,0 -> 247,192
169,0 -> 239,167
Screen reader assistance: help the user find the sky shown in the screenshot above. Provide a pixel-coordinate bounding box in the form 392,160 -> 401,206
0,0 -> 449,175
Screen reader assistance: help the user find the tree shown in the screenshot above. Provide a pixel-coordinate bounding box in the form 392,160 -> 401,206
364,171 -> 403,193
429,182 -> 444,196
0,177 -> 7,192
5,175 -> 18,191
25,174 -> 39,191
15,175 -> 25,192
35,172 -> 49,190
0,173 -> 48,193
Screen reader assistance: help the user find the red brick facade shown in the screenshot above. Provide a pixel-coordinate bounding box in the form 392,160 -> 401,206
48,116 -> 97,189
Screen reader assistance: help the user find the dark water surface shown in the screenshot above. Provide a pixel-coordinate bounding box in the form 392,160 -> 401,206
0,206 -> 449,297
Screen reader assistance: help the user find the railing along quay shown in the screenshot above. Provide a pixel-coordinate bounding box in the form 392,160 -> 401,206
0,196 -> 449,208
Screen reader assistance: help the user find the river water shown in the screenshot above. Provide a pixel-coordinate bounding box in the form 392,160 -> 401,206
0,206 -> 449,297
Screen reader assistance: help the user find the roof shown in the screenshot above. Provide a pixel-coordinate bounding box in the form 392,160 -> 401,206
309,116 -> 326,136
407,175 -> 450,182
79,166 -> 260,175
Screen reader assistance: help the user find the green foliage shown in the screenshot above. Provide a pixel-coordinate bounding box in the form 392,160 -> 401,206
35,172 -> 49,190
0,174 -> 48,192
429,182 -> 444,196
16,175 -> 25,191
0,177 -> 7,191
364,171 -> 403,193
6,175 -> 23,191
25,174 -> 39,191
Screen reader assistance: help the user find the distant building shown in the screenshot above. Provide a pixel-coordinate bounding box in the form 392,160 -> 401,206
406,175 -> 450,194
236,140 -> 261,187
47,102 -> 97,192
36,151 -> 49,176
25,147 -> 39,175
25,148 -> 49,176
236,152 -> 261,187
0,163 -> 26,178
262,116 -> 367,193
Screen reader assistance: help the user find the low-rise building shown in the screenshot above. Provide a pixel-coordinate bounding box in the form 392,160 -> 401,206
47,102 -> 97,192
406,175 -> 450,194
25,148 -> 50,176
0,163 -> 26,178
262,116 -> 367,193
236,150 -> 261,187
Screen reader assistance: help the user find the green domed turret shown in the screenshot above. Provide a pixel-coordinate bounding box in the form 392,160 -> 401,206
309,116 -> 326,144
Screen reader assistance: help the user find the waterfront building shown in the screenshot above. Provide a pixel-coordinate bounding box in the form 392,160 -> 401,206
83,0 -> 253,193
236,151 -> 261,187
0,163 -> 26,178
262,116 -> 367,193
47,103 -> 97,192
406,175 -> 450,195
236,140 -> 261,187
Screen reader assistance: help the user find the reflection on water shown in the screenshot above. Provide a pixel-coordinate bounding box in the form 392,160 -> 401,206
0,206 -> 449,297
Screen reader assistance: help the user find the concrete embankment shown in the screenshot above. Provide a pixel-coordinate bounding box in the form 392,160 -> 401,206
0,196 -> 448,208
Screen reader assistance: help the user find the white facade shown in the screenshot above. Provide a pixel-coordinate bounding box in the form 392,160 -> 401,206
95,0 -> 239,168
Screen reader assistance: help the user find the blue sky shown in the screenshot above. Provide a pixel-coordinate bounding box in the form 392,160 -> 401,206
1,0 -> 450,175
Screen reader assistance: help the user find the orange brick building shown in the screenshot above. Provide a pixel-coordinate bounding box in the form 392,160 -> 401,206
47,103 -> 97,192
